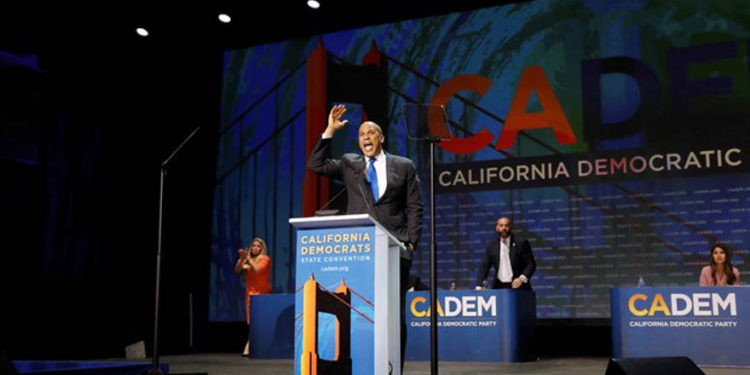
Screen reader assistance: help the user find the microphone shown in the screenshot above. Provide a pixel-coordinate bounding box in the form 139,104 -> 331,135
315,185 -> 346,216
357,172 -> 408,255
357,181 -> 373,214
354,165 -> 374,214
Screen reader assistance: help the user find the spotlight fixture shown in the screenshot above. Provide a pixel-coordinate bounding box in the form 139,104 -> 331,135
307,0 -> 320,9
136,27 -> 149,37
218,13 -> 231,23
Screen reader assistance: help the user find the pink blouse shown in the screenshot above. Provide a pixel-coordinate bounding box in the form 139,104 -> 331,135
699,265 -> 740,286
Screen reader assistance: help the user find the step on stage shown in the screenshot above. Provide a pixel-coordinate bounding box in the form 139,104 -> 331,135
154,354 -> 747,375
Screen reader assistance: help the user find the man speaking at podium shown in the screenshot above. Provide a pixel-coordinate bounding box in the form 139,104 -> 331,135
308,104 -> 423,367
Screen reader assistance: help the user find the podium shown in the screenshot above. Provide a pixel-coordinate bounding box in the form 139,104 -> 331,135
405,289 -> 536,362
611,286 -> 750,366
289,214 -> 405,375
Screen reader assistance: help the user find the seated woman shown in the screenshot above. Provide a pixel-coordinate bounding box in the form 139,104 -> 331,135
235,237 -> 272,357
699,243 -> 740,286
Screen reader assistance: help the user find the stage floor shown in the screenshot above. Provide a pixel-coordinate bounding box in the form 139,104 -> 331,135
158,353 -> 748,375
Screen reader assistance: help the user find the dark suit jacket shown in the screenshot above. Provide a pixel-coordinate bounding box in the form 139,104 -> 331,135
308,138 -> 423,259
475,234 -> 536,290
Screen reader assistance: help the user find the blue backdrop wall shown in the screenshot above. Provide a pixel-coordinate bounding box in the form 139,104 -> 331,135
211,0 -> 750,321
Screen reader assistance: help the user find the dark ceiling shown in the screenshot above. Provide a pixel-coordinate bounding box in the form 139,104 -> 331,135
1,1 -> 521,55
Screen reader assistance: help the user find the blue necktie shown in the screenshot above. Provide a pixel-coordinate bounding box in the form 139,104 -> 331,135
368,157 -> 379,201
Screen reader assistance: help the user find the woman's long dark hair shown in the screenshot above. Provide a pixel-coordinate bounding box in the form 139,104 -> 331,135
710,243 -> 736,285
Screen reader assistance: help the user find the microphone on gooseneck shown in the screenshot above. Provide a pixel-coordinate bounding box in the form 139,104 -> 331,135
354,164 -> 374,213
357,169 -> 406,254
315,184 -> 346,216
357,181 -> 373,214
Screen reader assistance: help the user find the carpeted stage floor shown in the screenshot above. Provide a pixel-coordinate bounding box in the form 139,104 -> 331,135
158,354 -> 748,375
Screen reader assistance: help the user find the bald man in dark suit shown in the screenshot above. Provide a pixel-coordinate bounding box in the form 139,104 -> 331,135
475,217 -> 536,290
308,104 -> 423,369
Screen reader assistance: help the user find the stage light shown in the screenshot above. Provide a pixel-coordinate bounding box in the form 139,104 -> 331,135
218,13 -> 231,23
307,0 -> 320,9
136,27 -> 149,37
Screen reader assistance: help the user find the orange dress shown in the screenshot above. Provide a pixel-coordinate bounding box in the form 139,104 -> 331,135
244,256 -> 271,324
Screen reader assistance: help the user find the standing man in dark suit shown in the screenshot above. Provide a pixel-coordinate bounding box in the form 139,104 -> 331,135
475,217 -> 536,290
308,104 -> 423,368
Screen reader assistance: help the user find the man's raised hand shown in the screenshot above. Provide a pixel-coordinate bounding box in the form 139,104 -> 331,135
324,104 -> 348,137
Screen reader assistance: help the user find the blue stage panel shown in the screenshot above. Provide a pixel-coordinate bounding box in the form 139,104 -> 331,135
249,293 -> 295,358
405,289 -> 536,362
13,361 -> 169,375
611,286 -> 750,366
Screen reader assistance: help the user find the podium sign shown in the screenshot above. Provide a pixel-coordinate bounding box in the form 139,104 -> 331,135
611,286 -> 750,366
405,289 -> 536,362
290,214 -> 402,375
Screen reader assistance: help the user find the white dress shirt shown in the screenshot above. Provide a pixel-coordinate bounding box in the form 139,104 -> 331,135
497,238 -> 513,282
321,133 -> 388,199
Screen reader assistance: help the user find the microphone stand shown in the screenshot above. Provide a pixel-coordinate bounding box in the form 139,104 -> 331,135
402,103 -> 445,375
149,126 -> 201,375
425,135 -> 441,375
